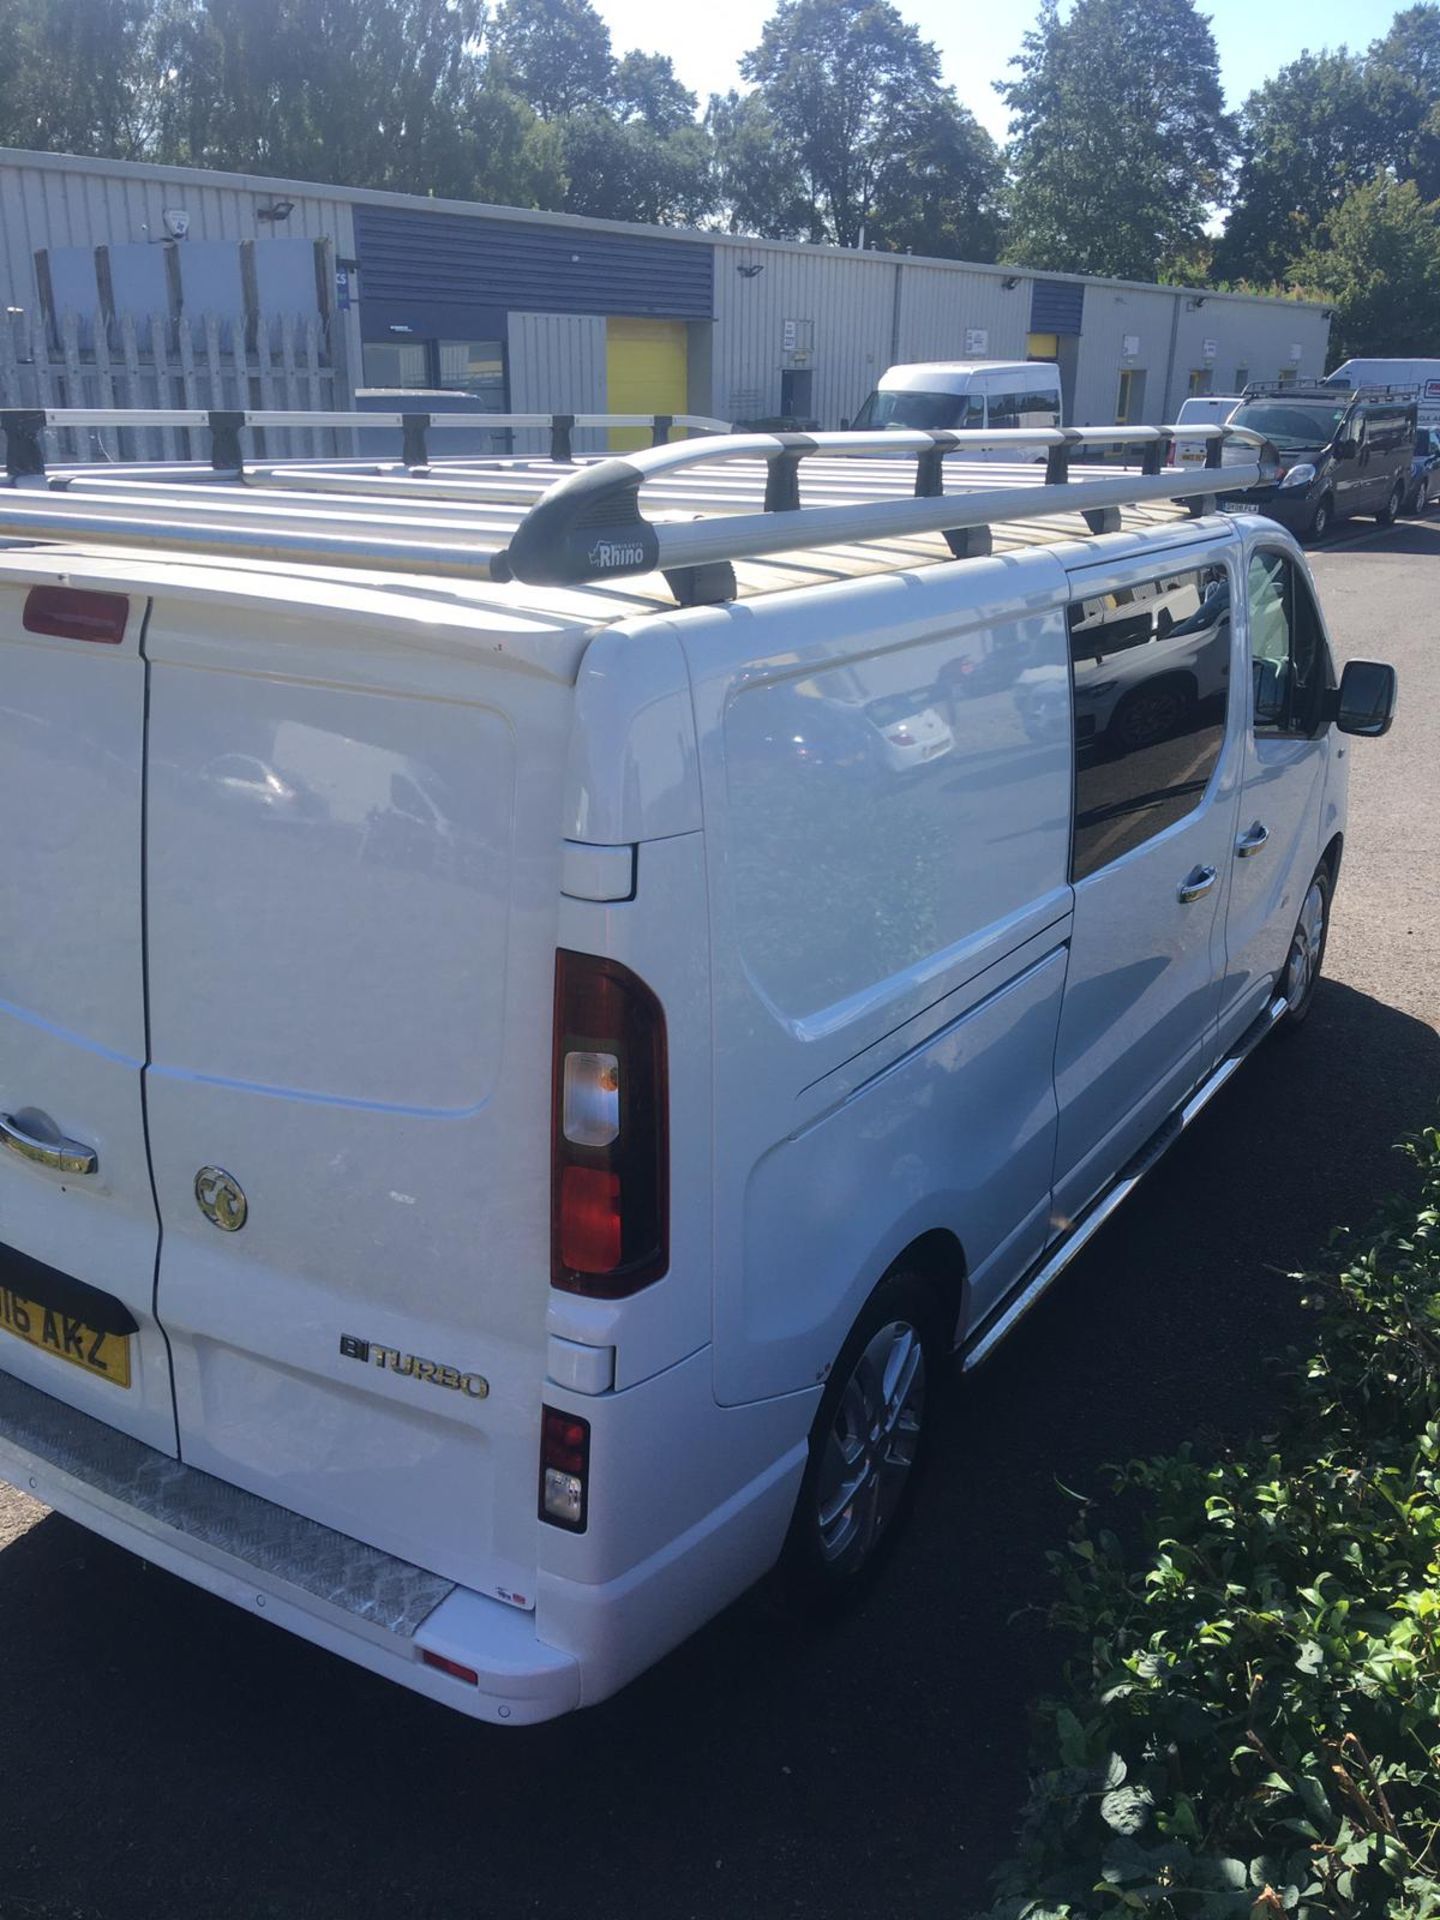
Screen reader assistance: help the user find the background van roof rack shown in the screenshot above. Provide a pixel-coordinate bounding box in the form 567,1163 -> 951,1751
0,410 -> 1278,603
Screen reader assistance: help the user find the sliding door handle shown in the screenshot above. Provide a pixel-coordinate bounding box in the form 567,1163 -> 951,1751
1176,865 -> 1217,904
0,1113 -> 97,1176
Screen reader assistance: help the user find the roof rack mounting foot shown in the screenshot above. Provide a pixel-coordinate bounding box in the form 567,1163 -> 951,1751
944,526 -> 992,559
207,409 -> 246,475
1082,506 -> 1122,535
664,562 -> 737,608
1181,494 -> 1218,518
1,408 -> 47,480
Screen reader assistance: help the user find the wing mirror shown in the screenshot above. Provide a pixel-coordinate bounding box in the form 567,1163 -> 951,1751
1330,658 -> 1398,737
1334,436 -> 1359,460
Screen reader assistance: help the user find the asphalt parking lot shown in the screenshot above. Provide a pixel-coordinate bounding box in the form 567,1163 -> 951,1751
0,516 -> 1437,1920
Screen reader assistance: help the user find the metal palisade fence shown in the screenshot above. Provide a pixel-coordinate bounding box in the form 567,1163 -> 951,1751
0,309 -> 355,465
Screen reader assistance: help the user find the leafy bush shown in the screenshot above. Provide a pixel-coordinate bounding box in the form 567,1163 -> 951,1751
978,1127 -> 1440,1920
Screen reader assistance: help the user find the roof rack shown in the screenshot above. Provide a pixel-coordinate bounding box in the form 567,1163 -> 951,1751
0,409 -> 1278,607
0,405 -> 730,479
1241,380 -> 1418,404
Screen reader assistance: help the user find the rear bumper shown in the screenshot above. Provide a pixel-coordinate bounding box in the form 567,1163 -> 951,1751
0,1367 -> 580,1726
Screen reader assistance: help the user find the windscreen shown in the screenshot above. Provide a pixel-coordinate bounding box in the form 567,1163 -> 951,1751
1230,400 -> 1349,449
851,389 -> 974,430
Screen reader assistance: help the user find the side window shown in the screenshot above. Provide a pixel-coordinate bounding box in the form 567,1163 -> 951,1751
1247,551 -> 1326,735
1069,563 -> 1231,882
960,394 -> 986,430
988,390 -> 1018,429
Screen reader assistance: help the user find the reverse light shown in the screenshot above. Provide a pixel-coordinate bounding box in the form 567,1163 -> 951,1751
540,1406 -> 591,1530
551,951 -> 668,1297
23,586 -> 128,644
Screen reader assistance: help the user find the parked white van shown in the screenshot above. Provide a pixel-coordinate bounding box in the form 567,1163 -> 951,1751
1327,358 -> 1440,430
851,360 -> 1063,457
0,405 -> 1396,1726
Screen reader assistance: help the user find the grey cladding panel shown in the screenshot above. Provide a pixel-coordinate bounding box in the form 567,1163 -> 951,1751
356,205 -> 713,321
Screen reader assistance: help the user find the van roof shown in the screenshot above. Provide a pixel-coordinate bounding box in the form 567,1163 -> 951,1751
0,408 -> 1278,647
879,362 -> 1057,390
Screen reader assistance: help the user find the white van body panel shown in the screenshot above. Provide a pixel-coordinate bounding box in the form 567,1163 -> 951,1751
860,361 -> 1064,460
1328,358 -> 1440,428
0,475 -> 1354,1723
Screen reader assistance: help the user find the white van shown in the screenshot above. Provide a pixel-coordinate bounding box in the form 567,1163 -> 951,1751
1326,358 -> 1440,430
1169,394 -> 1243,463
0,406 -> 1395,1725
851,361 -> 1062,457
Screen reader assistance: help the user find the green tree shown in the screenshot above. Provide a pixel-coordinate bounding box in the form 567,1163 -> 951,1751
868,96 -> 1003,260
0,0 -> 151,157
1212,48 -> 1383,286
1293,172 -> 1440,359
611,50 -> 697,134
708,88 -> 815,237
557,111 -> 713,224
487,0 -> 613,120
736,0 -> 960,249
1000,0 -> 1235,282
147,0 -> 484,195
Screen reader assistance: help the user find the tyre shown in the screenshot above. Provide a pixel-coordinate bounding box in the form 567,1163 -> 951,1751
1306,494 -> 1333,542
1278,862 -> 1332,1032
1404,479 -> 1425,517
1376,481 -> 1403,527
777,1268 -> 945,1611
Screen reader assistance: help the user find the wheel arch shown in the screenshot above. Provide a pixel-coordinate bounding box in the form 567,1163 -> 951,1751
877,1226 -> 968,1353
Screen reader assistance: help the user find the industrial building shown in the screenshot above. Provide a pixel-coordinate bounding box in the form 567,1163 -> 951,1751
0,146 -> 1332,439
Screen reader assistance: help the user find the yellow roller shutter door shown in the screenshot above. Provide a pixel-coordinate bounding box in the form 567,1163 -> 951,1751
606,318 -> 689,450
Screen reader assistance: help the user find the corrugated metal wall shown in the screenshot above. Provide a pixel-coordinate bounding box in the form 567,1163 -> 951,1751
508,310 -> 607,452
1072,283 -> 1178,426
895,266 -> 1031,364
1170,298 -> 1327,404
713,242 -> 896,425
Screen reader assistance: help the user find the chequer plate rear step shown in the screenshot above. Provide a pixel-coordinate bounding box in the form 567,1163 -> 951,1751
0,1367 -> 455,1637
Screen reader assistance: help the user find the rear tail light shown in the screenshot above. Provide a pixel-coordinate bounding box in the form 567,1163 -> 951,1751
540,1406 -> 591,1530
551,951 -> 668,1297
23,586 -> 129,644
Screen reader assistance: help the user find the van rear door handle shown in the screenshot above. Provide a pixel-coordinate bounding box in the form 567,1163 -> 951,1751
1236,822 -> 1270,858
1176,865 -> 1218,904
0,1114 -> 97,1176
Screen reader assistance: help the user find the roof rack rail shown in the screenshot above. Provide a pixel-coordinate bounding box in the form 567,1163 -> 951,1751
0,411 -> 1277,599
496,423 -> 1278,589
0,406 -> 729,480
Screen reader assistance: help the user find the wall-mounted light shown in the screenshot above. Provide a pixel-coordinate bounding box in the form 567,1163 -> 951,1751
257,198 -> 295,223
1188,294 -> 1207,309
1001,275 -> 1021,290
737,263 -> 765,279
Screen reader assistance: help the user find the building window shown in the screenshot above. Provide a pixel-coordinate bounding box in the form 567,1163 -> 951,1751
1233,366 -> 1249,393
362,340 -> 429,388
1116,368 -> 1147,424
1187,368 -> 1212,396
1277,367 -> 1297,387
435,340 -> 507,408
1068,563 -> 1232,881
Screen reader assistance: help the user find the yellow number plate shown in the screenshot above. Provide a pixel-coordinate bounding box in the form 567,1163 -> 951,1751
0,1286 -> 131,1388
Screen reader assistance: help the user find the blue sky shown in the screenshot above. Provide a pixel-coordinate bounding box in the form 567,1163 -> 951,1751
593,0 -> 1404,139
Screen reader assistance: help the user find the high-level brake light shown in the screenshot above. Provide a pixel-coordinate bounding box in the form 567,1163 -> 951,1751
23,586 -> 128,644
551,951 -> 668,1298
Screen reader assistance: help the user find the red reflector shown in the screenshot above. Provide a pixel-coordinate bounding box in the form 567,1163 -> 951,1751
421,1649 -> 479,1685
558,1165 -> 622,1274
23,586 -> 129,645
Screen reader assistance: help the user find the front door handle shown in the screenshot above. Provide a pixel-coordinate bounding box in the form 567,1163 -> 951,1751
1176,865 -> 1218,904
0,1113 -> 97,1176
1236,822 -> 1270,858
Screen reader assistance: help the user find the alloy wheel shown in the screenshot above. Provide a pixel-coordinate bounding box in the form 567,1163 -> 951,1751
815,1320 -> 926,1573
1285,878 -> 1327,1010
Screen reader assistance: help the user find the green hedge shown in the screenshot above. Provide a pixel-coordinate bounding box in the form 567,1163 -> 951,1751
977,1126 -> 1440,1920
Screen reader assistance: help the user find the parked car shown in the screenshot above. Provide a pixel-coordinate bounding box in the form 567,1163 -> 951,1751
1168,393 -> 1242,464
0,413 -> 1395,1726
1222,382 -> 1418,540
849,359 -> 1062,458
1406,426 -> 1440,514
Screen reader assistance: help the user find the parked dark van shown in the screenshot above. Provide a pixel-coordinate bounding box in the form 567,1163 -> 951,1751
1220,382 -> 1417,541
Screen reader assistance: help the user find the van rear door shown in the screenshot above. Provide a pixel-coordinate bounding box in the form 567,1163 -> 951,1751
0,578 -> 175,1453
140,587 -> 572,1605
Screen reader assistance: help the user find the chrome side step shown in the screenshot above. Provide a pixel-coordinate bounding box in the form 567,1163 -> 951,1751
962,994 -> 1288,1372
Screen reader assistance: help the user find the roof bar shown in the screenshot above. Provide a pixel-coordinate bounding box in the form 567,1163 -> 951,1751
498,425 -> 1277,587
1,407 -> 729,482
